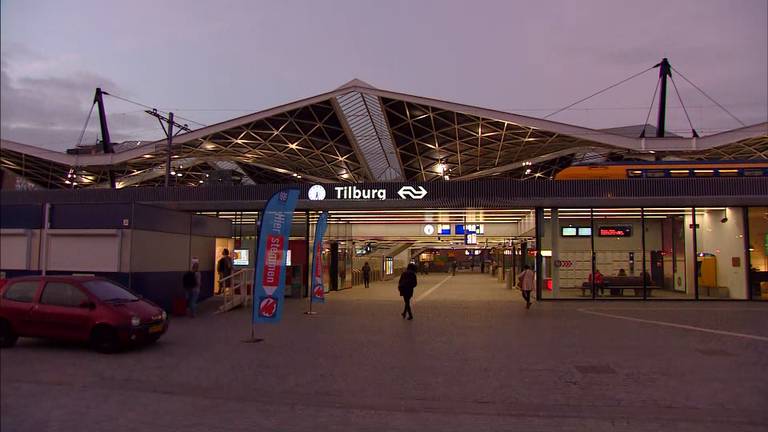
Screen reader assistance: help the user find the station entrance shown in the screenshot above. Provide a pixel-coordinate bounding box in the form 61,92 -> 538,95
202,208 -> 537,306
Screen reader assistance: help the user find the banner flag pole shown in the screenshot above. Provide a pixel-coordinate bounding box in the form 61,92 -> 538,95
305,211 -> 328,315
242,188 -> 300,343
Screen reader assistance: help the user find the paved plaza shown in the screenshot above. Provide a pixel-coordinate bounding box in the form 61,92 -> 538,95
2,273 -> 768,431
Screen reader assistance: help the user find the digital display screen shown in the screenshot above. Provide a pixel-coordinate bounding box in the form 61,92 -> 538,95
562,226 -> 592,237
598,226 -> 632,237
233,249 -> 249,266
465,233 -> 477,245
438,224 -> 451,235
455,224 -> 465,235
465,224 -> 484,235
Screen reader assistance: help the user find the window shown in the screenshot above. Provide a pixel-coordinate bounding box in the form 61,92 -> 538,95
3,281 -> 39,303
82,280 -> 137,302
41,282 -> 89,307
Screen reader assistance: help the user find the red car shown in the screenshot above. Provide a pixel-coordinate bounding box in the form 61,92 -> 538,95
0,275 -> 168,352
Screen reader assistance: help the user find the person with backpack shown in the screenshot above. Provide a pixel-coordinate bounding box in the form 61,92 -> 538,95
183,261 -> 202,317
398,263 -> 418,320
217,249 -> 233,295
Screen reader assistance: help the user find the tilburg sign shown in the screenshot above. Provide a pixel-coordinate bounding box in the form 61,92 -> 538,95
306,184 -> 427,201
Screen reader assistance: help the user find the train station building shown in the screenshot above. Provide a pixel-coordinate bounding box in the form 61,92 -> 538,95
2,79 -> 767,308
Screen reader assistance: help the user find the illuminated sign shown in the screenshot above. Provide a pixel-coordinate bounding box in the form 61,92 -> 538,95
561,227 -> 577,237
598,226 -> 632,237
306,185 -> 429,201
465,233 -> 477,245
465,224 -> 484,234
423,224 -> 435,235
578,227 -> 592,236
438,224 -> 451,235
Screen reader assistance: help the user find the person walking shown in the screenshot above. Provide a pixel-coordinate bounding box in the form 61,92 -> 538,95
451,260 -> 457,276
518,264 -> 535,309
362,262 -> 371,288
217,248 -> 233,295
398,263 -> 418,320
183,261 -> 202,317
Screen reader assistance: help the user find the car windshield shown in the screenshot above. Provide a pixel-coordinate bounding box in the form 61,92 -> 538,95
83,280 -> 139,302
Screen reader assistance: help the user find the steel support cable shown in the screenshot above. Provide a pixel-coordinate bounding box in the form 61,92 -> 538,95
544,66 -> 656,119
670,66 -> 746,127
670,75 -> 699,137
105,92 -> 207,128
76,102 -> 96,147
641,76 -> 661,137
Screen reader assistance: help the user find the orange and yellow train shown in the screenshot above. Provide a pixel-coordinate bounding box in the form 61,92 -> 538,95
554,160 -> 768,180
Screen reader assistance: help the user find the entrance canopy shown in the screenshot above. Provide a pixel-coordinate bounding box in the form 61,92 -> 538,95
2,79 -> 767,189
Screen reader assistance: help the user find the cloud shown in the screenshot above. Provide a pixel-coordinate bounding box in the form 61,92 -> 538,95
0,45 -> 160,151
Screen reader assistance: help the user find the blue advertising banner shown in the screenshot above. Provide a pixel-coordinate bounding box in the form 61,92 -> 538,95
252,188 -> 300,324
310,212 -> 329,304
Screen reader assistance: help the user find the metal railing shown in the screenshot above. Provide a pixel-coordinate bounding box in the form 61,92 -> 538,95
216,268 -> 253,313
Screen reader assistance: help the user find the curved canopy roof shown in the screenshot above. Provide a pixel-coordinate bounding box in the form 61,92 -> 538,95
2,79 -> 766,189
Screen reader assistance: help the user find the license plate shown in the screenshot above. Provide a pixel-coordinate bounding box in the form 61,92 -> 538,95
149,324 -> 164,334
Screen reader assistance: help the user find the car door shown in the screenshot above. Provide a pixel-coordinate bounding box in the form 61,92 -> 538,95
33,281 -> 93,341
1,280 -> 42,337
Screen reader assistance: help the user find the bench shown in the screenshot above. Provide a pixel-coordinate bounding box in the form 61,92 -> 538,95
581,276 -> 658,297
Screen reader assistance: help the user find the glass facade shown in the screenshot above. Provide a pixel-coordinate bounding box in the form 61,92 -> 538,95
537,207 -> 755,300
748,207 -> 768,300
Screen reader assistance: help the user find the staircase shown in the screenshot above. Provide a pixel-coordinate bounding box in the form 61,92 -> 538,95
216,268 -> 253,313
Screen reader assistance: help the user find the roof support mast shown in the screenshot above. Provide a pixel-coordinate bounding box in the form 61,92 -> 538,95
654,58 -> 671,138
94,87 -> 116,188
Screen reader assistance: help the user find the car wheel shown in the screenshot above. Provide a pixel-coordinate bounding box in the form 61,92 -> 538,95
0,320 -> 18,348
90,326 -> 120,353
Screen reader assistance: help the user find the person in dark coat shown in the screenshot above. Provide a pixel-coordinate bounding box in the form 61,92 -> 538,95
362,262 -> 371,288
398,263 -> 418,320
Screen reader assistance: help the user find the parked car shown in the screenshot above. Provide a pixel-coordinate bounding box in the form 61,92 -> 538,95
0,275 -> 168,352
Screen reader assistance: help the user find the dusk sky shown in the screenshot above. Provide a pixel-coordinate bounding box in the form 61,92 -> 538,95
1,0 -> 766,151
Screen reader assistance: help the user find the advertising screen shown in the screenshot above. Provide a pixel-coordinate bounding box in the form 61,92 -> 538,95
233,249 -> 249,266
438,224 -> 451,235
577,227 -> 592,236
455,224 -> 465,235
561,227 -> 577,237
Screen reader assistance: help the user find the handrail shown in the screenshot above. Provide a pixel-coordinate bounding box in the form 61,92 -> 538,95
216,268 -> 253,313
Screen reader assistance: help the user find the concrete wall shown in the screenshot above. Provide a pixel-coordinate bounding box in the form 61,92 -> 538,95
46,229 -> 129,273
0,229 -> 40,272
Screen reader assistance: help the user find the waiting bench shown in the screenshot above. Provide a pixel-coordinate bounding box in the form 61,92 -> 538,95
581,276 -> 658,297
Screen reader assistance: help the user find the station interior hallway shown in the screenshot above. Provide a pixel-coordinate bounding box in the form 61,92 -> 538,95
328,271 -> 524,304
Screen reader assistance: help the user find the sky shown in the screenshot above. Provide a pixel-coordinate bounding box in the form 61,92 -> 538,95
1,0 -> 766,151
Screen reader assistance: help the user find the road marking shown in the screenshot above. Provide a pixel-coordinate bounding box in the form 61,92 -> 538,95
579,308 -> 768,342
415,276 -> 453,302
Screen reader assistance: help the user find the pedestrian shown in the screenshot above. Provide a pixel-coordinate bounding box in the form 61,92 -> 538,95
588,269 -> 605,296
362,261 -> 371,288
451,260 -> 457,276
398,263 -> 418,320
183,260 -> 201,317
518,264 -> 535,309
217,248 -> 233,295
